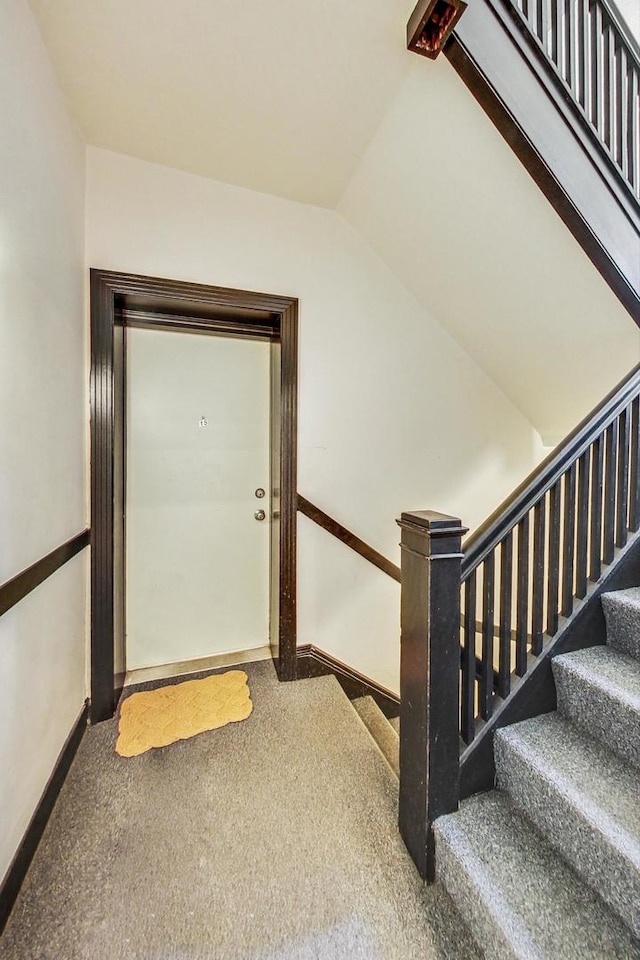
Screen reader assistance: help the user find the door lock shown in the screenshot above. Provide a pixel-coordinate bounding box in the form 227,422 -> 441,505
255,488 -> 265,499
254,510 -> 266,521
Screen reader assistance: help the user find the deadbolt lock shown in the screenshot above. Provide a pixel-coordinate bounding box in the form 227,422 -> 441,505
255,488 -> 265,499
254,510 -> 266,521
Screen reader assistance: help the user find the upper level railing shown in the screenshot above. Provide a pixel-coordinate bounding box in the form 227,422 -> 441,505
509,0 -> 640,200
397,363 -> 640,879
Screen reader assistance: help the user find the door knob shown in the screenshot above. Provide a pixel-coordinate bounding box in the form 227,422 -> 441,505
254,510 -> 266,521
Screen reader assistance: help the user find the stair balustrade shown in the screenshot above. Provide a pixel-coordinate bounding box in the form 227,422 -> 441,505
408,0 -> 640,316
509,0 -> 640,200
398,362 -> 640,879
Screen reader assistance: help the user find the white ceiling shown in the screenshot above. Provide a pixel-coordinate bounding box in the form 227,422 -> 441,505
29,0 -> 640,441
29,0 -> 412,206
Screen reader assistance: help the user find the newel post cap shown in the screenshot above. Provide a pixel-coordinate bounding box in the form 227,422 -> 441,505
396,510 -> 468,538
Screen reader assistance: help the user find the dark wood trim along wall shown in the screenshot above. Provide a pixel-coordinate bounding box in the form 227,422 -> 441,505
0,702 -> 89,935
297,495 -> 401,582
296,497 -> 402,717
0,532 -> 90,930
90,270 -> 299,724
0,530 -> 90,618
297,644 -> 400,718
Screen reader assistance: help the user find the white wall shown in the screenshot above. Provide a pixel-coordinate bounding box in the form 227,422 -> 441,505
614,0 -> 639,40
86,148 -> 545,692
339,57 -> 640,445
0,0 -> 86,885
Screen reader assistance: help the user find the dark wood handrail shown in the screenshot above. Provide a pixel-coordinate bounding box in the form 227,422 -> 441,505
0,530 -> 90,618
462,363 -> 640,578
398,363 -> 640,880
297,495 -> 401,582
601,0 -> 640,66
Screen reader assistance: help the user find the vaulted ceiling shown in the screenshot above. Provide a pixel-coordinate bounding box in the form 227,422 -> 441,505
28,0 -> 412,206
29,0 -> 640,442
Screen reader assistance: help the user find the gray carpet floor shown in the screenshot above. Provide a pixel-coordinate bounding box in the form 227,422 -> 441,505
0,661 -> 479,960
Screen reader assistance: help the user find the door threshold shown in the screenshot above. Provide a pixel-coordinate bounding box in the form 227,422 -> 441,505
123,646 -> 272,687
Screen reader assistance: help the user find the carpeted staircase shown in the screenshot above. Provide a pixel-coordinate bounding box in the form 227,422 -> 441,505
350,588 -> 640,958
431,587 -> 640,960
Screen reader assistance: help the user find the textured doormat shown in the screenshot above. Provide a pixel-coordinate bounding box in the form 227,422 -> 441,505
115,670 -> 253,757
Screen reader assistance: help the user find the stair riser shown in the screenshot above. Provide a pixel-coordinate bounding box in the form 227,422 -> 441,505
435,828 -> 535,960
352,697 -> 399,777
495,736 -> 640,939
602,593 -> 640,660
553,662 -> 640,769
435,793 -> 640,960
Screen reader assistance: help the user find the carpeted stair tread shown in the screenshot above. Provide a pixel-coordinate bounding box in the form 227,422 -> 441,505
352,696 -> 399,777
390,715 -> 399,734
495,711 -> 640,937
602,587 -> 640,659
435,791 -> 640,960
553,645 -> 640,767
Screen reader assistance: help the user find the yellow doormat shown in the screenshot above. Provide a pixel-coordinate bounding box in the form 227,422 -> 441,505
115,670 -> 253,757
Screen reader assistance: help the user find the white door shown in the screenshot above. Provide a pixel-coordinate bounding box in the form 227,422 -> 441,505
125,326 -> 271,671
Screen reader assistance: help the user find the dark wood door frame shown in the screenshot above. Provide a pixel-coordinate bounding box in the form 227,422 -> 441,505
90,269 -> 298,723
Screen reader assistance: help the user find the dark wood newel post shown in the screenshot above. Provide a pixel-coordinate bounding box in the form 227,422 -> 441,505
396,510 -> 467,881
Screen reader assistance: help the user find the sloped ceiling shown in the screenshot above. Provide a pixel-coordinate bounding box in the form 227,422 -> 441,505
338,57 -> 640,443
29,0 -> 640,441
27,0 -> 412,207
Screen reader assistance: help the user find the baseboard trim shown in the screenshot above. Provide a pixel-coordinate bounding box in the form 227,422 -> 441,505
297,644 -> 400,719
121,650 -> 275,703
124,646 -> 273,689
0,700 -> 89,935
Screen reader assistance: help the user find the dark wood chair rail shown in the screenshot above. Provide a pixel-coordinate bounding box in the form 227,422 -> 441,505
0,529 -> 90,618
298,495 -> 498,685
462,363 -> 640,578
297,495 -> 401,583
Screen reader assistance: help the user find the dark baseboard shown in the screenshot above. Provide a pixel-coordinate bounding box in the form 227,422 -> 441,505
297,644 -> 400,719
0,700 -> 89,935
